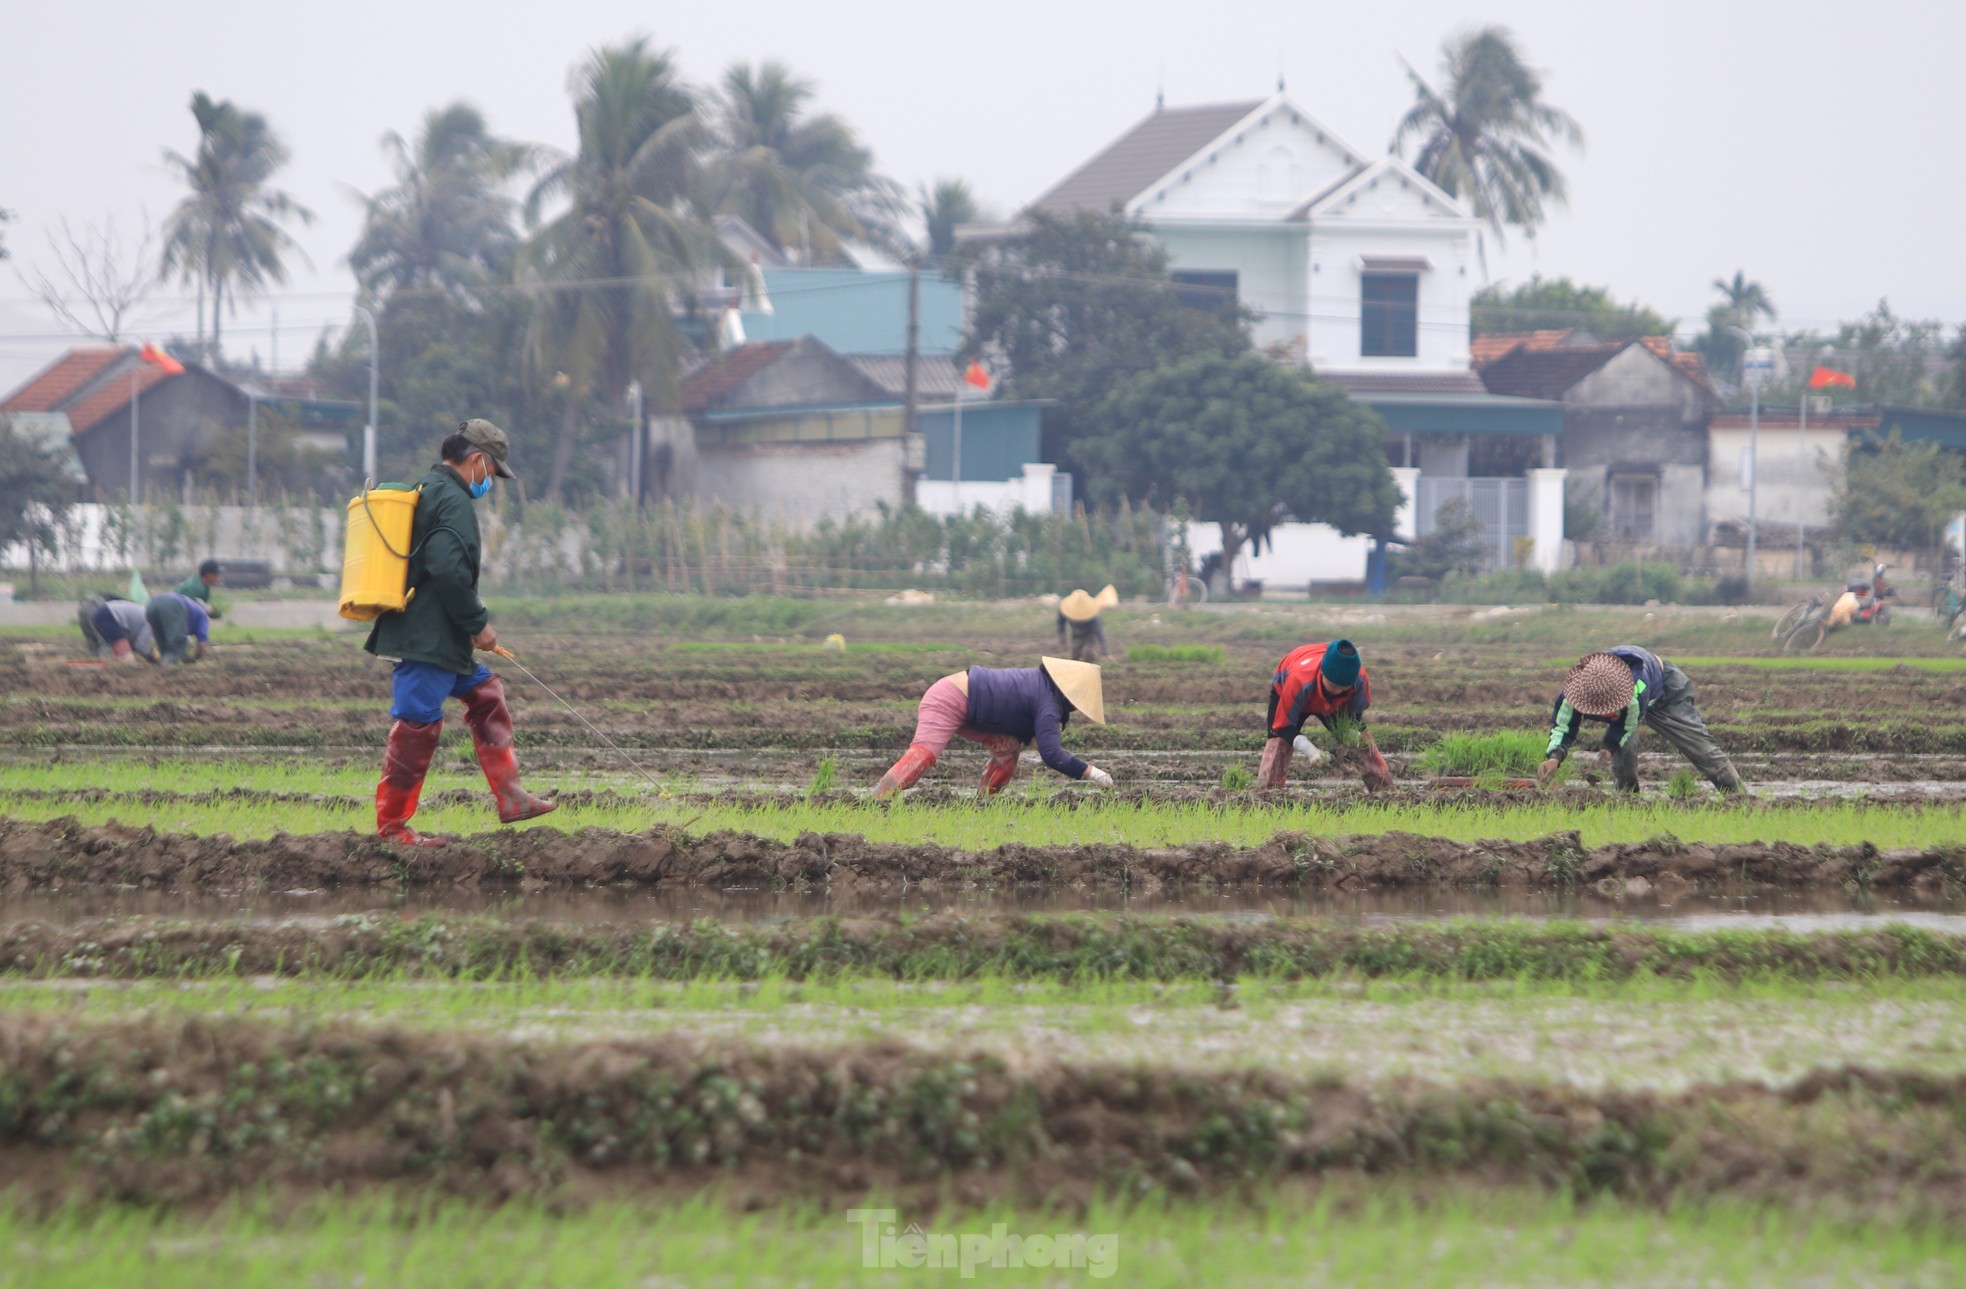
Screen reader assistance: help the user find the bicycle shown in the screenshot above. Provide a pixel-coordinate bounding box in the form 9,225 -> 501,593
1778,597 -> 1830,653
1165,569 -> 1209,606
1771,595 -> 1823,642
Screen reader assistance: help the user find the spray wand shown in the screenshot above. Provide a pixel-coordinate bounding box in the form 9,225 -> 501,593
485,644 -> 670,799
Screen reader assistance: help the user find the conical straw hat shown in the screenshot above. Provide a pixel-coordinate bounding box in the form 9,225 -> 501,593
1040,656 -> 1106,724
1094,584 -> 1120,610
1563,652 -> 1635,717
1059,589 -> 1101,622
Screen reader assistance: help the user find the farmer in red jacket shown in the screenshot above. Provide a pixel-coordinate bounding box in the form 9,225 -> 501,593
1258,639 -> 1394,791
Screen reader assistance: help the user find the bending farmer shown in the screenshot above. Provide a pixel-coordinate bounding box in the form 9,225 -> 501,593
365,419 -> 556,845
78,594 -> 156,662
144,591 -> 212,665
1056,585 -> 1118,662
876,657 -> 1114,798
1538,647 -> 1743,794
1258,639 -> 1394,791
174,559 -> 223,618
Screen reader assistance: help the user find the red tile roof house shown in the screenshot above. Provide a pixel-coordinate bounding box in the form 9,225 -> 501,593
1,346 -> 250,502
1476,330 -> 1719,549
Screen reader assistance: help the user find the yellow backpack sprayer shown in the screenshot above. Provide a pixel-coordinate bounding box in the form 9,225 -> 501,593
337,483 -> 422,621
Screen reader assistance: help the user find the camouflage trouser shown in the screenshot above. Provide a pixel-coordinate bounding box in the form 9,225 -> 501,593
1611,661 -> 1742,793
77,595 -> 110,657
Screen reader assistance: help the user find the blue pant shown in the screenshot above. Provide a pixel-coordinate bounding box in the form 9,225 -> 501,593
390,660 -> 494,725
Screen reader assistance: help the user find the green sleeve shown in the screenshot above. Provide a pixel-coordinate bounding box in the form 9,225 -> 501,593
1546,698 -> 1579,761
418,520 -> 489,637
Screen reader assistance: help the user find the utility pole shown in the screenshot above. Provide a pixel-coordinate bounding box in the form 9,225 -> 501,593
128,365 -> 139,507
1731,327 -> 1771,593
247,391 -> 259,513
900,260 -> 921,508
354,305 -> 380,480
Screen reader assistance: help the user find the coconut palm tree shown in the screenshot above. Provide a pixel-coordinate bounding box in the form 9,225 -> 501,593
699,61 -> 896,262
919,178 -> 981,266
1712,271 -> 1776,325
160,92 -> 314,361
349,103 -> 530,297
1391,26 -> 1582,242
518,37 -> 717,503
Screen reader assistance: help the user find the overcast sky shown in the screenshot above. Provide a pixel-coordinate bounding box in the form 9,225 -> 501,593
3,0 -> 1960,393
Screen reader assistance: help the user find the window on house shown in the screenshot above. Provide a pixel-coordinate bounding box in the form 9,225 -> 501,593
1609,473 -> 1658,541
1171,270 -> 1238,318
1360,272 -> 1418,357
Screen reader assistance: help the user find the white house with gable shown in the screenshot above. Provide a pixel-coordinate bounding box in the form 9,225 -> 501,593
1010,92 -> 1568,587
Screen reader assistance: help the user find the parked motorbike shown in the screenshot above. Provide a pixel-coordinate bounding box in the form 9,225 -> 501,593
1773,564 -> 1895,652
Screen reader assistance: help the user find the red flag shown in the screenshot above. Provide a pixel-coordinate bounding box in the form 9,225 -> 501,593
139,342 -> 185,376
962,361 -> 991,391
1808,365 -> 1855,390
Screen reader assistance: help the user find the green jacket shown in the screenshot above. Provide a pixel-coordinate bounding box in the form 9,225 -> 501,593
173,575 -> 212,603
364,464 -> 489,674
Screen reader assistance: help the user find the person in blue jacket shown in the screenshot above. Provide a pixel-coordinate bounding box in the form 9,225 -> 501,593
875,657 -> 1113,797
1537,646 -> 1743,793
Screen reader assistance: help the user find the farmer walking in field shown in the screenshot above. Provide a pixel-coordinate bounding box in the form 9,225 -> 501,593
174,559 -> 223,618
1258,639 -> 1395,791
144,590 -> 212,665
366,420 -> 555,846
1536,646 -> 1743,794
874,657 -> 1115,797
1056,585 -> 1118,661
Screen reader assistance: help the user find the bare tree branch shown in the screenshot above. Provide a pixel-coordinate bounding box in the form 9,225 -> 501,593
18,212 -> 159,341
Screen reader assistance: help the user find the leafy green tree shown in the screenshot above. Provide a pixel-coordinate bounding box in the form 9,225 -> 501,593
0,206 -> 11,259
1391,496 -> 1486,581
160,92 -> 314,362
919,178 -> 981,265
1084,354 -> 1400,588
0,416 -> 82,595
1392,26 -> 1583,241
962,210 -> 1250,478
1471,275 -> 1670,339
350,103 -> 529,297
1830,431 -> 1966,549
1835,299 -> 1947,408
1712,270 -> 1775,325
699,61 -> 895,261
519,37 -> 718,503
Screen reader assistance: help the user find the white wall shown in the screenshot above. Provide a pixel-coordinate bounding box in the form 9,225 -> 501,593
693,440 -> 906,531
1136,106 -> 1361,221
1187,520 -> 1372,587
1707,424 -> 1846,532
917,464 -> 1061,518
1305,223 -> 1478,373
1153,225 -> 1309,355
0,502 -> 343,574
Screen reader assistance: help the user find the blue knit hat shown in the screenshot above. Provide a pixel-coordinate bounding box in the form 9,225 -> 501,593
1321,639 -> 1362,690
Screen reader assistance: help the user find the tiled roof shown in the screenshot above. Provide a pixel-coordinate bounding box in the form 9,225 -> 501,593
1,347 -> 125,413
1028,101 -> 1262,215
1318,369 -> 1489,396
1477,347 -> 1622,399
65,363 -> 176,436
845,354 -> 961,401
680,341 -> 796,413
1469,330 -> 1589,369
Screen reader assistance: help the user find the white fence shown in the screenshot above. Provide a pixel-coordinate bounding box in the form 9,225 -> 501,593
0,502 -> 343,576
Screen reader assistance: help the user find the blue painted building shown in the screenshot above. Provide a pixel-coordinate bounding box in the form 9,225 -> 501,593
741,269 -> 964,356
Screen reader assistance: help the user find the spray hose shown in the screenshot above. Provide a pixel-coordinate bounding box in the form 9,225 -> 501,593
485,644 -> 670,799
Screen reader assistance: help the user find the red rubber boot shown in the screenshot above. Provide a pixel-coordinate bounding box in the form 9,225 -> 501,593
461,676 -> 557,824
978,735 -> 1024,795
874,744 -> 937,799
377,718 -> 447,847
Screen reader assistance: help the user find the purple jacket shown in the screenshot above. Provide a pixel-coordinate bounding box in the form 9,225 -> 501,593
964,666 -> 1088,779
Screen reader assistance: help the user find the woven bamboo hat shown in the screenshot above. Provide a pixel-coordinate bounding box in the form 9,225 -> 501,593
1095,584 -> 1120,609
1563,652 -> 1635,717
1040,656 -> 1106,724
1059,589 -> 1102,623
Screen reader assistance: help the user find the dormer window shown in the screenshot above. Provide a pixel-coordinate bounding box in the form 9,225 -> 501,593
1361,272 -> 1419,358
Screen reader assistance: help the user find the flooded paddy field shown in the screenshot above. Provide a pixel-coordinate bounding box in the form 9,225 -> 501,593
4,599 -> 1966,1280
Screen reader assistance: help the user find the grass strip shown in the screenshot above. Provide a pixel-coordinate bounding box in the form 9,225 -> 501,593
2,1013 -> 1964,1218
3,1187 -> 1959,1288
6,793 -> 1966,852
13,915 -> 1966,984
